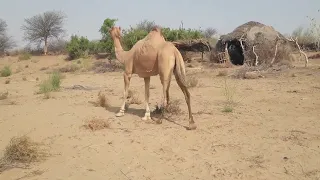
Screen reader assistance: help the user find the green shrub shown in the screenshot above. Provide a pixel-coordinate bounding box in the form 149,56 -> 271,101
18,52 -> 31,61
66,35 -> 90,60
1,66 -> 12,77
38,72 -> 62,94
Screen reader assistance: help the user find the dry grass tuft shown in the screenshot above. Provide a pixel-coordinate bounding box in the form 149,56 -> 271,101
5,79 -> 10,84
127,90 -> 142,105
186,75 -> 198,88
91,91 -> 110,109
150,85 -> 156,89
97,91 -> 109,108
217,70 -> 228,76
39,67 -> 49,71
221,78 -> 239,113
58,64 -> 80,73
83,118 -> 110,131
0,135 -> 48,172
152,99 -> 182,117
18,52 -> 31,61
231,65 -> 264,79
91,60 -> 124,73
15,66 -> 23,73
0,91 -> 9,100
22,77 -> 27,81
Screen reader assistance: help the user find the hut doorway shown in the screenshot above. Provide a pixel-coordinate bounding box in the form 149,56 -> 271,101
227,40 -> 244,65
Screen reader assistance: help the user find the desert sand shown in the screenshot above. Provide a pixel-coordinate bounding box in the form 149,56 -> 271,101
0,54 -> 320,180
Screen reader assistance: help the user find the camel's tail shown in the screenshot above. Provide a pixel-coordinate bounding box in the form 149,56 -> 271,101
173,48 -> 187,86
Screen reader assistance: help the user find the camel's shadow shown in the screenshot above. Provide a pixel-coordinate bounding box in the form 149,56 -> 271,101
88,101 -> 145,118
107,104 -> 145,118
89,101 -> 190,130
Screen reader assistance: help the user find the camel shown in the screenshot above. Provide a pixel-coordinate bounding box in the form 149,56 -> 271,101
109,26 -> 196,130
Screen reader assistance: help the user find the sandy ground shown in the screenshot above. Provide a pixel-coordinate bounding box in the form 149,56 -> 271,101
0,55 -> 320,180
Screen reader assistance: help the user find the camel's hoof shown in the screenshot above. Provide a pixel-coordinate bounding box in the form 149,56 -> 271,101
141,116 -> 151,121
115,111 -> 125,117
186,123 -> 197,130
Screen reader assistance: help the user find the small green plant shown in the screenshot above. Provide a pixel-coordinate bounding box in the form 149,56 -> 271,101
1,66 -> 12,77
38,72 -> 62,96
66,35 -> 90,60
222,106 -> 233,113
18,52 -> 32,61
222,78 -> 236,113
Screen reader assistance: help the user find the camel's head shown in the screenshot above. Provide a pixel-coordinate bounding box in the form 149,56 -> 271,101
109,26 -> 121,39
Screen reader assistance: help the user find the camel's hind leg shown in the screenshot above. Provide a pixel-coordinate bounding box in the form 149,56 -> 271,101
158,70 -> 173,124
173,71 -> 196,130
142,77 -> 151,120
116,73 -> 131,117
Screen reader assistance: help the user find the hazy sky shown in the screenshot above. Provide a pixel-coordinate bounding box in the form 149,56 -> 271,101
0,0 -> 319,47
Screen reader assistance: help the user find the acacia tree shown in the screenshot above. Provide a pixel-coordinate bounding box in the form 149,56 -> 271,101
306,10 -> 320,50
0,19 -> 15,55
21,10 -> 66,55
202,27 -> 217,38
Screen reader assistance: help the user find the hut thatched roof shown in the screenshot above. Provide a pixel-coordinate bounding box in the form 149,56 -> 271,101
219,21 -> 287,46
215,21 -> 295,66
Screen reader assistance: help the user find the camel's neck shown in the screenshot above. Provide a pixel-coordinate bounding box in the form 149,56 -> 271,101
113,37 -> 128,64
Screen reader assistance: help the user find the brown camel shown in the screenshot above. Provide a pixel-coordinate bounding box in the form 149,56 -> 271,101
109,26 -> 196,130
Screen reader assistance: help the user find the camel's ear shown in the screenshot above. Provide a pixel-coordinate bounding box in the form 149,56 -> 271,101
119,27 -> 121,31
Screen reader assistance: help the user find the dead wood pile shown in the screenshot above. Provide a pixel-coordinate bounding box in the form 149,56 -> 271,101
172,39 -> 211,52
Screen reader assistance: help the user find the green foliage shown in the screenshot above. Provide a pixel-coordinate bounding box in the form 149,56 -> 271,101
162,28 -> 204,41
99,18 -> 118,39
66,35 -> 90,59
122,28 -> 149,50
65,19 -> 215,58
0,66 -> 12,77
38,71 -> 62,94
97,18 -> 119,57
120,20 -> 204,49
18,52 -> 31,61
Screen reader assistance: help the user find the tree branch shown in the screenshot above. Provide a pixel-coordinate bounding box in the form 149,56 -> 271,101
252,45 -> 259,66
286,36 -> 309,67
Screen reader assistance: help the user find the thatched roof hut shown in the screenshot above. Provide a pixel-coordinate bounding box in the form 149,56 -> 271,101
215,21 -> 294,66
172,39 -> 211,52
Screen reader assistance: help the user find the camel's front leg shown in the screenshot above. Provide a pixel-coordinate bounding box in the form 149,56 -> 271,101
116,73 -> 131,117
142,77 -> 151,120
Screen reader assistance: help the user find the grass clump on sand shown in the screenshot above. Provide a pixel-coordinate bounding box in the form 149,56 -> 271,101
152,99 -> 182,117
37,71 -> 62,98
1,66 -> 12,77
0,135 -> 48,172
82,118 -> 111,131
18,52 -> 32,61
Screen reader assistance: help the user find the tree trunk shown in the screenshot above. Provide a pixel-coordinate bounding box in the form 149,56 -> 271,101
44,38 -> 48,55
